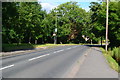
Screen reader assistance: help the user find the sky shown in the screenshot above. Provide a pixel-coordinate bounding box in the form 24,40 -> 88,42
38,0 -> 100,13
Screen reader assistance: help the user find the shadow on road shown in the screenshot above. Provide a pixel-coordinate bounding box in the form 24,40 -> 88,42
85,44 -> 105,52
85,44 -> 105,47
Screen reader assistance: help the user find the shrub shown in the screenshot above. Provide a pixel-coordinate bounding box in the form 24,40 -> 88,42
112,47 -> 120,63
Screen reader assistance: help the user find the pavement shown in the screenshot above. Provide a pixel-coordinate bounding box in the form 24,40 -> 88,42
0,45 -> 118,79
75,47 -> 118,78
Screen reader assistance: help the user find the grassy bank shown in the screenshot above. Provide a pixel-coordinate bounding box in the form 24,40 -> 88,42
101,47 -> 120,72
2,43 -> 79,52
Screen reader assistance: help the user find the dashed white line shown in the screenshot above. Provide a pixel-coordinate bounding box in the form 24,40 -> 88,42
54,49 -> 64,53
28,54 -> 50,61
57,49 -> 64,52
0,64 -> 14,70
54,51 -> 57,53
67,47 -> 72,50
29,46 -> 78,61
29,49 -> 65,61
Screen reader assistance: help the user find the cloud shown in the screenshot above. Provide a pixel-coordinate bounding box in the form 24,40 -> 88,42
83,8 -> 90,12
40,3 -> 57,13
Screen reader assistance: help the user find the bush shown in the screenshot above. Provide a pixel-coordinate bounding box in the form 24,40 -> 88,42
111,47 -> 120,63
2,44 -> 35,52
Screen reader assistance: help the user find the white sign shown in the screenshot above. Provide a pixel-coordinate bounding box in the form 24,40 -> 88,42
53,33 -> 56,36
55,28 -> 57,32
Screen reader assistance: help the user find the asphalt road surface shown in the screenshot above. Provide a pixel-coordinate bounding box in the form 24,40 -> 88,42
1,45 -> 89,78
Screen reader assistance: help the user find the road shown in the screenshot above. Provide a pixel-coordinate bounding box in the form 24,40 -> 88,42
1,45 -> 89,78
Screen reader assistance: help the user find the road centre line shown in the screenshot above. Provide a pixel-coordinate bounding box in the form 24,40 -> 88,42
67,47 -> 72,50
53,49 -> 64,53
56,49 -> 64,52
28,46 -> 78,61
28,54 -> 50,61
0,64 -> 14,71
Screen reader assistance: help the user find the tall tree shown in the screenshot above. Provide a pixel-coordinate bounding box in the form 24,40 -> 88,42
49,1 -> 88,43
89,2 -> 120,47
2,2 -> 19,43
2,2 -> 46,44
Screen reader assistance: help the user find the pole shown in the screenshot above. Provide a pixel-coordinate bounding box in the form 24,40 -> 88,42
54,14 -> 57,44
54,36 -> 56,44
56,14 -> 57,44
105,0 -> 109,51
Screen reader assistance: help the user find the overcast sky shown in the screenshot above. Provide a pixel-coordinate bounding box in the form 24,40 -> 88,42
38,0 -> 100,13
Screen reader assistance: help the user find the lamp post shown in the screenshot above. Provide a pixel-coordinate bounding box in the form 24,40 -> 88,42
53,13 -> 58,44
53,12 -> 60,44
105,0 -> 109,51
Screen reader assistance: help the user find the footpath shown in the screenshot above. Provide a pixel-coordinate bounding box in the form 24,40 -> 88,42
75,47 -> 118,78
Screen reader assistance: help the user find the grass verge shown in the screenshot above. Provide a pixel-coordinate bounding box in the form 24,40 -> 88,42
100,48 -> 119,72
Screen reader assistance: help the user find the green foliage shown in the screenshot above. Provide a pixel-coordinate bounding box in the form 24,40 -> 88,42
2,1 -> 120,47
2,43 -> 35,52
2,2 -> 46,44
105,54 -> 119,72
111,47 -> 120,63
89,2 -> 120,47
48,1 -> 88,43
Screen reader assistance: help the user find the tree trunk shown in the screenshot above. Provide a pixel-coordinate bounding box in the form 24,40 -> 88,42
29,36 -> 31,44
35,40 -> 37,44
91,39 -> 92,44
101,37 -> 102,46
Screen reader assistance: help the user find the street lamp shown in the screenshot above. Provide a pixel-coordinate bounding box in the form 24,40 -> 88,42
53,13 -> 60,44
53,13 -> 58,44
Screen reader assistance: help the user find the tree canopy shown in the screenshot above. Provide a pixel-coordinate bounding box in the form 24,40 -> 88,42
2,1 -> 120,47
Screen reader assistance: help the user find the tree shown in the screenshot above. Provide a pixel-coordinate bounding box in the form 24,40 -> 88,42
89,2 -> 120,47
2,2 -> 46,44
2,2 -> 19,43
48,1 -> 88,43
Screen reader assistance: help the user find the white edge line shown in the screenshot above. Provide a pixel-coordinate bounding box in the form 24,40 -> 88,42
0,64 -> 14,70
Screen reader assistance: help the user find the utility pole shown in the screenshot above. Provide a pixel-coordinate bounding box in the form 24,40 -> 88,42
105,0 -> 109,51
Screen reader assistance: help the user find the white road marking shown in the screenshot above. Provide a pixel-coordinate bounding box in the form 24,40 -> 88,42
54,51 -> 57,53
28,54 -> 50,61
54,49 -> 64,53
29,46 -> 79,61
67,47 -> 72,50
0,64 -> 14,70
29,49 -> 65,61
57,49 -> 64,52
